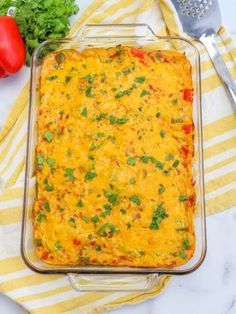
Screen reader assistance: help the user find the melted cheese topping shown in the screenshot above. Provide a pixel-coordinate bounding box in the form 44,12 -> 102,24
34,46 -> 195,268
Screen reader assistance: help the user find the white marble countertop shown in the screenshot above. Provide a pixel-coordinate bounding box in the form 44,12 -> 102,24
0,1 -> 236,313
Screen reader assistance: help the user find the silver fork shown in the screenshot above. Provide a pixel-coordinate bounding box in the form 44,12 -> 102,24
171,0 -> 236,109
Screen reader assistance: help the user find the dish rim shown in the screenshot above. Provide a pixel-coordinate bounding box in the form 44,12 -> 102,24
21,23 -> 206,276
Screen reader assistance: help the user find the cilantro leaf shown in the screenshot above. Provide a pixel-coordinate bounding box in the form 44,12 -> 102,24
2,0 -> 79,65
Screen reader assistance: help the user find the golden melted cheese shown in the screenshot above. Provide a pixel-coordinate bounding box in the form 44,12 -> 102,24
34,46 -> 195,268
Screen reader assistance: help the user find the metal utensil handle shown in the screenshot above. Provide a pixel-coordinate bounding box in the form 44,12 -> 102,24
200,33 -> 236,110
67,273 -> 160,291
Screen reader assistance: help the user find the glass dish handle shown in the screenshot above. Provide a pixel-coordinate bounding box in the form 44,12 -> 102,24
73,23 -> 156,40
67,273 -> 160,291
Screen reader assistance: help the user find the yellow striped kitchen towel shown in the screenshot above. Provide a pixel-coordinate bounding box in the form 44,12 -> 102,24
0,0 -> 236,313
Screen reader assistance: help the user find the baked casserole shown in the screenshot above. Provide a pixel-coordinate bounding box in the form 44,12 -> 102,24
34,46 -> 195,267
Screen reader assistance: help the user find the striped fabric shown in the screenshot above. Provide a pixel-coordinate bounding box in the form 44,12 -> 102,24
0,0 -> 236,313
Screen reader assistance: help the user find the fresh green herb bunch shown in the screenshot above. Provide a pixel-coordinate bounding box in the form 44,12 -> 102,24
0,0 -> 79,64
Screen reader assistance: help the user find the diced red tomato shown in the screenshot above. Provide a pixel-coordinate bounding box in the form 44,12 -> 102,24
189,195 -> 195,206
41,251 -> 49,260
180,145 -> 189,158
131,48 -> 146,58
110,52 -> 117,58
73,239 -> 81,246
131,48 -> 148,65
182,124 -> 194,134
183,89 -> 193,102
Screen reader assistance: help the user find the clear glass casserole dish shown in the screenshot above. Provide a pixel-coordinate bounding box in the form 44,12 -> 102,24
21,24 -> 206,291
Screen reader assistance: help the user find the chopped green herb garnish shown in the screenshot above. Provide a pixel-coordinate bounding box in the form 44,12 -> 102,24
129,178 -> 136,184
158,184 -> 165,194
43,201 -> 50,212
55,240 -> 63,250
97,113 -> 106,121
160,130 -> 165,138
81,107 -> 87,117
129,195 -> 141,205
108,193 -> 119,206
47,75 -> 58,81
149,156 -> 157,164
102,204 -> 112,217
182,239 -> 190,250
140,155 -> 149,163
173,160 -> 180,168
65,75 -> 71,83
140,90 -> 150,97
85,86 -> 94,97
149,203 -> 168,230
115,89 -> 132,98
76,200 -> 84,207
179,250 -> 187,259
37,211 -> 46,223
127,157 -> 136,166
46,158 -> 55,167
85,171 -> 97,181
107,135 -> 116,143
44,131 -> 53,142
37,155 -> 44,167
109,115 -> 117,124
97,132 -> 105,138
117,117 -> 128,124
156,54 -> 161,61
90,143 -> 97,151
91,215 -> 99,223
82,216 -> 89,223
111,87 -> 117,92
98,223 -> 117,237
117,47 -> 124,56
134,76 -> 145,84
84,74 -> 95,83
64,168 -> 75,182
156,112 -> 161,118
179,195 -> 189,202
44,180 -> 54,191
166,154 -> 174,161
155,161 -> 164,170
57,207 -> 64,212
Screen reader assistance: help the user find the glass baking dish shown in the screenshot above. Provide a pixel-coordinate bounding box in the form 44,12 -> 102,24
21,24 -> 206,291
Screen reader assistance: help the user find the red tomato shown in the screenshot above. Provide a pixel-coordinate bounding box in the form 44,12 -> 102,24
182,124 -> 194,134
183,89 -> 193,102
41,251 -> 49,260
189,195 -> 195,206
180,145 -> 189,158
131,48 -> 146,58
0,16 -> 25,77
73,239 -> 81,246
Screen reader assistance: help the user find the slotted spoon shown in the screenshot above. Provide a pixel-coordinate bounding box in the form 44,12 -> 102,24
171,0 -> 236,109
